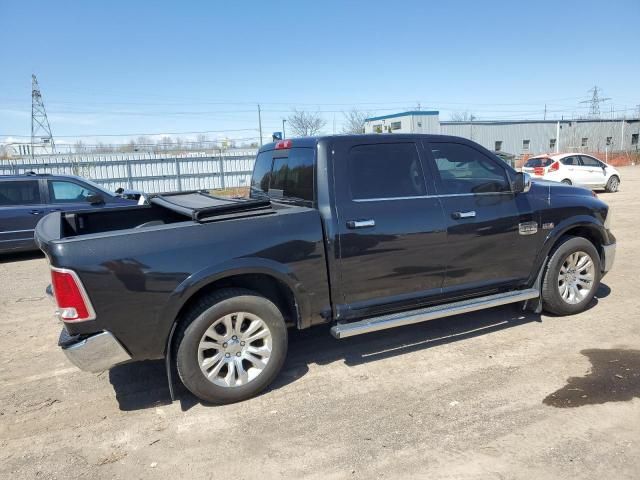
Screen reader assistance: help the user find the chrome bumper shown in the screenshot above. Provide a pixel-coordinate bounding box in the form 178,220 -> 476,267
601,242 -> 616,274
61,330 -> 131,373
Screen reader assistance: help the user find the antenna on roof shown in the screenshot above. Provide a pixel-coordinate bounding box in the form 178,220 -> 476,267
31,74 -> 56,158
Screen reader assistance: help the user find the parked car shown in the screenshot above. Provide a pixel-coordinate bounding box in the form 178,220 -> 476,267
36,134 -> 616,404
0,173 -> 137,253
522,153 -> 621,192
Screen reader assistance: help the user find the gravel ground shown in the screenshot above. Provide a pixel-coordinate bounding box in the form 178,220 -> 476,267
1,166 -> 639,479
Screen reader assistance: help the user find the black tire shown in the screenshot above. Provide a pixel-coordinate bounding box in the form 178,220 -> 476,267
561,179 -> 572,185
605,175 -> 620,193
174,288 -> 288,404
541,236 -> 601,315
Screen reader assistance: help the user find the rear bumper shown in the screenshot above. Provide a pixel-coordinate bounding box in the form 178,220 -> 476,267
59,329 -> 131,373
601,242 -> 616,274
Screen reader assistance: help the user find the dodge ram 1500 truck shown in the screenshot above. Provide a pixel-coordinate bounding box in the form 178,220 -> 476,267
36,134 -> 616,404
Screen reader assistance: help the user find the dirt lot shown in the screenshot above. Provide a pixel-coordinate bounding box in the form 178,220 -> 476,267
1,167 -> 639,480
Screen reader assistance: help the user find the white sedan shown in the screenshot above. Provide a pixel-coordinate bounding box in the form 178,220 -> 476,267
522,153 -> 621,192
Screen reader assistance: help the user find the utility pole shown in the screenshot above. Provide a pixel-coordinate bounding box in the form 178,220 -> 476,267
282,119 -> 286,139
31,74 -> 55,158
544,104 -> 547,121
257,104 -> 263,147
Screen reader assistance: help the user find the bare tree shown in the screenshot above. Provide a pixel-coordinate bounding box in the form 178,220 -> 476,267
196,134 -> 209,150
158,136 -> 173,151
73,140 -> 87,153
342,109 -> 371,134
450,111 -> 476,122
287,109 -> 326,137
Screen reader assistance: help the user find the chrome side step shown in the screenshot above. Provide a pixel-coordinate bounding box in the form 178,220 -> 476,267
330,288 -> 539,339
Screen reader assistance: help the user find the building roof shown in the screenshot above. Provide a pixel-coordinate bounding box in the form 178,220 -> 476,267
441,118 -> 640,126
365,111 -> 439,122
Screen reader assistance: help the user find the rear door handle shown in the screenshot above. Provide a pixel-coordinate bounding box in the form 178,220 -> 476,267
452,211 -> 476,219
346,219 -> 376,229
29,209 -> 44,215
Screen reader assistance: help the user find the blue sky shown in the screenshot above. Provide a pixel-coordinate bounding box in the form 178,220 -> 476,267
1,0 -> 639,147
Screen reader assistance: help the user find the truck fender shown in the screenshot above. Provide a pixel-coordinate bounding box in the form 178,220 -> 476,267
156,257 -> 312,354
528,215 -> 607,286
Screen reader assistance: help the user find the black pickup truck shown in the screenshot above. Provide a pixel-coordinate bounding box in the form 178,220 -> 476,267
36,134 -> 616,404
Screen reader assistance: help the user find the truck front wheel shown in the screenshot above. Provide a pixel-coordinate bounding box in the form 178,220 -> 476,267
174,288 -> 288,404
541,236 -> 601,315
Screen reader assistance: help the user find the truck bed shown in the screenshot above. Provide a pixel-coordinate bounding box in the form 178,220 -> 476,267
49,191 -> 273,240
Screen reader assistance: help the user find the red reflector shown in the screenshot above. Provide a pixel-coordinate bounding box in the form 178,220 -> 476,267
51,268 -> 93,322
275,139 -> 292,150
549,161 -> 560,172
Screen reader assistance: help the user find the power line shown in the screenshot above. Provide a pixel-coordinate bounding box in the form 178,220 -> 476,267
1,128 -> 259,139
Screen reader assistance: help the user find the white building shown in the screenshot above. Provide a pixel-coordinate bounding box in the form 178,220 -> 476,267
364,111 -> 440,135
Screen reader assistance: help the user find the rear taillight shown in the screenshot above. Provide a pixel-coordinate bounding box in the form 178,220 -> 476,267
549,161 -> 560,172
50,268 -> 95,322
534,167 -> 544,175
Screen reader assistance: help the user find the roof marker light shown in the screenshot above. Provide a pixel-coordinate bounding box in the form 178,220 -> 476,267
275,139 -> 292,150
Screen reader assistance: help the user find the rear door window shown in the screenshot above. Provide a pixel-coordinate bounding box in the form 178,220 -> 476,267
0,180 -> 41,206
561,156 -> 579,166
429,143 -> 509,195
347,143 -> 425,199
580,156 -> 602,167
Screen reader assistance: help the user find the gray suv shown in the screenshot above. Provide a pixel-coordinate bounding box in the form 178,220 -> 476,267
0,173 -> 136,253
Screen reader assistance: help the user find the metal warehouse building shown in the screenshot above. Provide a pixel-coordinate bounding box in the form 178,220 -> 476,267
364,111 -> 640,156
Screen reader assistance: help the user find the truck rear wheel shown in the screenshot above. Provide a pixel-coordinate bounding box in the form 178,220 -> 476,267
541,236 -> 601,315
174,288 -> 288,404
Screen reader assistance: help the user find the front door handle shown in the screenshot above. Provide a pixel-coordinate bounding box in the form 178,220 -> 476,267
29,209 -> 44,215
346,219 -> 376,229
452,211 -> 476,219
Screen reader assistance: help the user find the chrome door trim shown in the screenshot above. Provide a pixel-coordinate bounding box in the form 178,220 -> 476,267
352,192 -> 514,203
0,228 -> 35,234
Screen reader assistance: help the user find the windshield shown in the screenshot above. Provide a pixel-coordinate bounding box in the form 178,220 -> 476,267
524,157 -> 553,168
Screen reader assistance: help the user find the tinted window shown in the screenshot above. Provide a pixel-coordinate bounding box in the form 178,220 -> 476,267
250,148 -> 315,203
580,156 -> 602,167
0,180 -> 40,206
269,148 -> 315,202
250,151 -> 273,199
348,143 -> 425,200
49,181 -> 96,203
524,157 -> 553,168
561,156 -> 579,166
430,143 -> 509,195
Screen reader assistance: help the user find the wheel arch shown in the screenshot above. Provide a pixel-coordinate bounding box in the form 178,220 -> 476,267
156,258 -> 312,357
529,216 -> 609,287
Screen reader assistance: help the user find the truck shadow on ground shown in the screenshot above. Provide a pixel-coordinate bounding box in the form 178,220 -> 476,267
0,251 -> 44,264
109,283 -> 610,412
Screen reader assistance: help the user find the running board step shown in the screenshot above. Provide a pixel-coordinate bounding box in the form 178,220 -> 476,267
331,288 -> 539,339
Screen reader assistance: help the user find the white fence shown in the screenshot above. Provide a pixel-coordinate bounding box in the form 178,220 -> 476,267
0,150 -> 258,193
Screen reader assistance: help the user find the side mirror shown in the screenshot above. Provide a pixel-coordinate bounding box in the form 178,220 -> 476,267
86,193 -> 105,205
513,172 -> 532,194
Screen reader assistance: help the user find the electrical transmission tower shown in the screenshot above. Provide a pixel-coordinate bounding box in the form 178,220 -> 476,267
31,74 -> 55,156
580,86 -> 611,118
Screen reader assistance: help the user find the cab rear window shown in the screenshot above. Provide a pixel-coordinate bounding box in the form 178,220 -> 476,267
250,147 -> 315,204
524,157 -> 553,168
